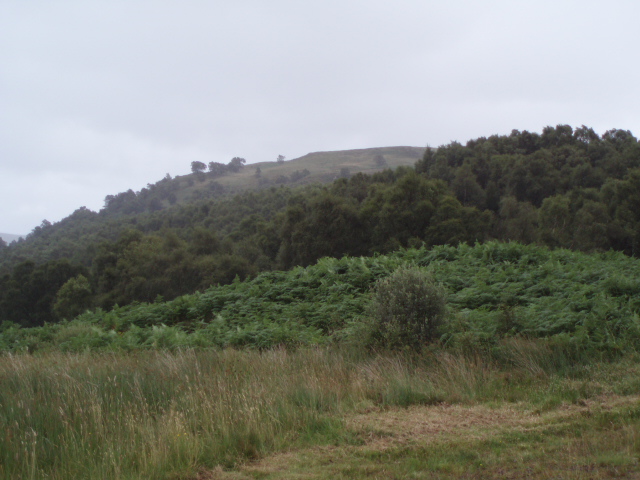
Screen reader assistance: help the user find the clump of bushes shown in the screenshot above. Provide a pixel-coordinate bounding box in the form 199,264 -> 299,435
367,266 -> 447,350
4,242 -> 640,354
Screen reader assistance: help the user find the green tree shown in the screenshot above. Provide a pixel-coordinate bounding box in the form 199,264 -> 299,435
53,274 -> 93,320
367,267 -> 447,350
227,157 -> 246,172
573,200 -> 611,251
451,163 -> 486,209
414,146 -> 435,174
278,192 -> 366,268
190,227 -> 220,255
191,161 -> 207,174
363,171 -> 443,250
208,162 -> 227,177
498,196 -> 539,244
539,195 -> 573,247
0,259 -> 87,327
505,151 -> 558,206
424,196 -> 490,247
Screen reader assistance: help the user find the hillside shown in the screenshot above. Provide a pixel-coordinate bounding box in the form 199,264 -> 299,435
197,146 -> 423,189
3,126 -> 640,479
170,146 -> 425,205
1,125 -> 640,329
98,146 -> 424,216
3,241 -> 640,352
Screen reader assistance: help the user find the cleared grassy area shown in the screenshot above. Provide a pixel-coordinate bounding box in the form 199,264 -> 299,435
2,342 -> 640,479
180,146 -> 425,198
230,351 -> 640,478
221,395 -> 640,479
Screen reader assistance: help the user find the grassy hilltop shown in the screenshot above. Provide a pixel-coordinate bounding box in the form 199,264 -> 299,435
212,146 -> 424,187
175,146 -> 425,202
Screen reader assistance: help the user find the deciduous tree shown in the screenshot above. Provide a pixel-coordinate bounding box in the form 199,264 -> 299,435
191,161 -> 207,174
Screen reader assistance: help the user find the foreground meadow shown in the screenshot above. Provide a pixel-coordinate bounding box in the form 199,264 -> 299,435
2,343 -> 640,479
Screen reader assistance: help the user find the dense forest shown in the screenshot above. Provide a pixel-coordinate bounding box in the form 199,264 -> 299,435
1,125 -> 639,328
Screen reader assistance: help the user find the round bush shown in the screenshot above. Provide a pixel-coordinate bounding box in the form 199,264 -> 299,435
368,266 -> 447,349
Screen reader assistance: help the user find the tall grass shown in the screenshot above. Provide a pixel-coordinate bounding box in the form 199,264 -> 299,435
0,342 -> 635,479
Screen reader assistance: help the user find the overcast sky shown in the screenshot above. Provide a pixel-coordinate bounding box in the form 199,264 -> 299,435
1,0 -> 639,235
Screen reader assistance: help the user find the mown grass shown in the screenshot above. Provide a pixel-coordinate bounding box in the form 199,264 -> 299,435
2,341 -> 640,479
311,400 -> 640,480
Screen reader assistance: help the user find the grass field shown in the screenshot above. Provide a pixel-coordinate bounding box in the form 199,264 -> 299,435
178,146 -> 425,200
2,341 -> 639,479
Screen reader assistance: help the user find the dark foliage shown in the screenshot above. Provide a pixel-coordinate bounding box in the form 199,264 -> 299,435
1,125 -> 639,326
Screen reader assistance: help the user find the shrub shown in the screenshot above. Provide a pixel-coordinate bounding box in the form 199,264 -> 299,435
367,266 -> 447,349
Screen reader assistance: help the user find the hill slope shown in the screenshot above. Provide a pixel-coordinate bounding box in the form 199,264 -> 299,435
219,146 -> 424,187
176,146 -> 424,202
3,241 -> 640,352
2,125 -> 640,329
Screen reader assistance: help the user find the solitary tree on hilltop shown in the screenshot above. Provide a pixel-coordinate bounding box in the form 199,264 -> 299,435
228,157 -> 246,172
191,161 -> 207,174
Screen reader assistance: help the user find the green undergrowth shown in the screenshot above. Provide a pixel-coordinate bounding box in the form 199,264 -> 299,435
2,241 -> 640,353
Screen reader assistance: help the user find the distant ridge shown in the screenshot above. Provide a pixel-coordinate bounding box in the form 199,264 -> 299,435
95,145 -> 427,215
184,146 -> 426,196
0,233 -> 24,244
